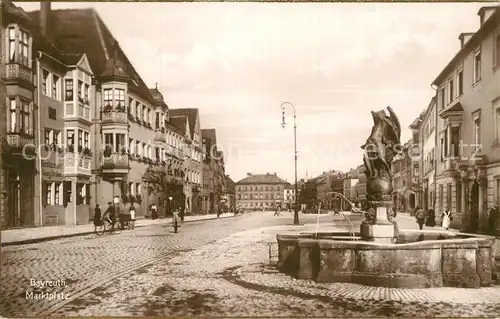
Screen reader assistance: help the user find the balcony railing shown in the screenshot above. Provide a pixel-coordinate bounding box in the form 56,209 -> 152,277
102,111 -> 128,125
102,153 -> 129,174
6,133 -> 34,149
64,153 -> 92,175
5,63 -> 33,83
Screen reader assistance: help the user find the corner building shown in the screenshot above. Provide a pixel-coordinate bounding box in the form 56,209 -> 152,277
432,6 -> 500,232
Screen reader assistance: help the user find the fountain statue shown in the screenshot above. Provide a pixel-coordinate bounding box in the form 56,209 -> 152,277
359,106 -> 401,243
275,105 -> 495,289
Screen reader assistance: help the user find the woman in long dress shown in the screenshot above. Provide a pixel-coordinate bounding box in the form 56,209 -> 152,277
441,209 -> 452,230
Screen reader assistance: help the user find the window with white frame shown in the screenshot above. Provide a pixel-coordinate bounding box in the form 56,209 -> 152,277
78,80 -> 83,102
136,183 -> 141,196
447,78 -> 454,104
142,105 -> 147,122
103,89 -> 113,108
84,83 -> 90,104
52,74 -> 60,101
65,78 -> 74,101
7,26 -> 30,66
129,138 -> 134,154
42,69 -> 50,96
66,129 -> 75,147
473,113 -> 481,151
9,98 -> 16,133
136,101 -> 141,119
457,68 -> 463,96
54,182 -> 62,205
129,182 -> 135,196
136,141 -> 141,156
473,48 -> 481,83
115,88 -> 125,109
84,131 -> 89,149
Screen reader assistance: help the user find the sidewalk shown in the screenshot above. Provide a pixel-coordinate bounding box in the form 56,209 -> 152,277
0,213 -> 237,246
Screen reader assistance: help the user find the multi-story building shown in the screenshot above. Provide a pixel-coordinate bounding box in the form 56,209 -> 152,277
391,140 -> 418,212
213,150 -> 226,213
343,168 -> 359,208
235,173 -> 288,210
1,1 -> 37,228
412,97 -> 437,212
201,128 -> 216,214
170,108 -> 203,214
283,184 -> 296,210
224,175 -> 236,212
432,5 -> 500,232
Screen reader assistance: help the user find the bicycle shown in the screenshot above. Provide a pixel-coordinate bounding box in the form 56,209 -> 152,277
95,213 -> 119,235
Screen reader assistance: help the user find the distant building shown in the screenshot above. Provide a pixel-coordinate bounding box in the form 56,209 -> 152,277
343,168 -> 359,209
235,173 -> 288,210
283,184 -> 296,210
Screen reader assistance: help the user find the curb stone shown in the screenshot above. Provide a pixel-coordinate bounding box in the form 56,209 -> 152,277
1,215 -> 238,247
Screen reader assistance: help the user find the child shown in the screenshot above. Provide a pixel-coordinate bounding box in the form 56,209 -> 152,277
129,203 -> 136,229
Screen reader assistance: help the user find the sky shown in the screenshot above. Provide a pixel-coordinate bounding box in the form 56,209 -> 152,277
17,1 -> 493,183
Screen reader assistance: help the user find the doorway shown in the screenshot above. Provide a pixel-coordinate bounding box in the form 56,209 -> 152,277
469,181 -> 479,233
8,172 -> 21,228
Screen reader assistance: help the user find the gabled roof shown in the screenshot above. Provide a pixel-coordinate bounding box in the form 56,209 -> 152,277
28,8 -> 156,104
62,53 -> 84,66
2,0 -> 33,27
170,116 -> 188,136
236,173 -> 289,185
169,108 -> 199,140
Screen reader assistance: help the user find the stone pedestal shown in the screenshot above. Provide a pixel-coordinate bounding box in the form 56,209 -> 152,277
360,206 -> 396,244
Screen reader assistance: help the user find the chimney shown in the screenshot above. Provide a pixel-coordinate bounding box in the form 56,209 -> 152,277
274,172 -> 277,176
40,2 -> 51,37
247,173 -> 251,177
459,32 -> 474,49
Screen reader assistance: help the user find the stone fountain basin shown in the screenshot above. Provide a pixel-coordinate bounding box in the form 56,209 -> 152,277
276,230 -> 496,289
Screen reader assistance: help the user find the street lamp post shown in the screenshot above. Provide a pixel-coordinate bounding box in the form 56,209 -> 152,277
281,101 -> 299,225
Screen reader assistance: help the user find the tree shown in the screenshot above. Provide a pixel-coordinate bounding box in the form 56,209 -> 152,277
143,165 -> 185,211
298,180 -> 317,207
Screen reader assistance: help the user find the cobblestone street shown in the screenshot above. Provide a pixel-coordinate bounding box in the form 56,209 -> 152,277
0,211 -> 348,317
3,212 -> 496,317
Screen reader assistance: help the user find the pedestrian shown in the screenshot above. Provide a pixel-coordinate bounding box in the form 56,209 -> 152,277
93,204 -> 102,227
488,201 -> 499,236
274,206 -> 280,216
151,203 -> 158,220
441,207 -> 452,230
129,202 -> 136,229
415,206 -> 426,230
425,208 -> 436,227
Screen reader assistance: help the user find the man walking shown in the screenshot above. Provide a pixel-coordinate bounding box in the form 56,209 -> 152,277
415,206 -> 426,230
489,202 -> 499,236
274,206 -> 280,216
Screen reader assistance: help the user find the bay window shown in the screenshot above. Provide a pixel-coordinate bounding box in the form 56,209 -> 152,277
7,26 -> 30,66
78,129 -> 83,150
104,133 -> 113,151
8,97 -> 32,135
155,112 -> 160,129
